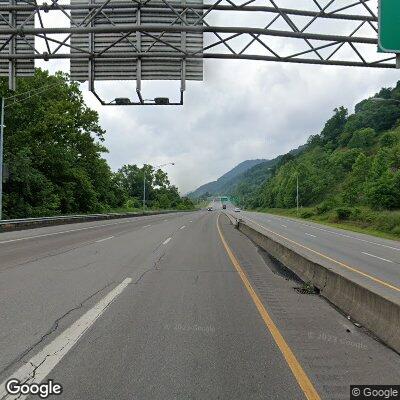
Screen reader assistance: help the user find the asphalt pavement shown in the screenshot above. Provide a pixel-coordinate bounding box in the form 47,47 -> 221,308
0,209 -> 399,400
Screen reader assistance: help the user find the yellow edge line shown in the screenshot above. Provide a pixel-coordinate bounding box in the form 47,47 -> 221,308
243,216 -> 400,293
217,214 -> 321,400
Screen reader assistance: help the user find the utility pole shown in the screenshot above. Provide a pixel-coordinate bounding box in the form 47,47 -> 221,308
296,173 -> 299,215
0,97 -> 4,220
143,169 -> 146,214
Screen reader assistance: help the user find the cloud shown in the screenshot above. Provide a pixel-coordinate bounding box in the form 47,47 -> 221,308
79,59 -> 396,194
34,0 -> 398,193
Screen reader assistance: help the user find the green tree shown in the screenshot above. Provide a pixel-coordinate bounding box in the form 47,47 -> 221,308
342,153 -> 370,205
2,69 -> 122,218
347,128 -> 376,150
320,106 -> 348,145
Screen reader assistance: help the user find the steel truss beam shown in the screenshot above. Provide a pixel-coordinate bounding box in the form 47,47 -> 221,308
0,0 -> 397,105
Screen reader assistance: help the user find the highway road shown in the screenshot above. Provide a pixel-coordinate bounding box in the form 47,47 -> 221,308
223,205 -> 400,303
0,210 -> 399,399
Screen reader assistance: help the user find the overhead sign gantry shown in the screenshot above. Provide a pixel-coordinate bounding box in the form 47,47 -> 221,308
0,0 -> 398,105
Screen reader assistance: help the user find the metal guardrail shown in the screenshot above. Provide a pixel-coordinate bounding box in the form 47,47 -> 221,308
0,210 -> 187,232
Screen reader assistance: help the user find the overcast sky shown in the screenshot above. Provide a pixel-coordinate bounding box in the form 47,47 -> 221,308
36,0 -> 399,194
78,62 -> 397,194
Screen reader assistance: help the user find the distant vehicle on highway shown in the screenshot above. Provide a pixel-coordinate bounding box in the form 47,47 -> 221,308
234,207 -> 241,212
222,204 -> 226,209
207,207 -> 213,211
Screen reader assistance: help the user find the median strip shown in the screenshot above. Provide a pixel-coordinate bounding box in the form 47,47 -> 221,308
228,213 -> 400,353
243,215 -> 400,293
217,214 -> 321,400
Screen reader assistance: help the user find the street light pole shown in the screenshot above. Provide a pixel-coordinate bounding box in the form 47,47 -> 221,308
0,97 -> 5,220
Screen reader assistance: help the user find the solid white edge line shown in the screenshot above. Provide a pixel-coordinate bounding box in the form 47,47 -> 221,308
95,236 -> 114,243
361,252 -> 394,264
0,278 -> 132,400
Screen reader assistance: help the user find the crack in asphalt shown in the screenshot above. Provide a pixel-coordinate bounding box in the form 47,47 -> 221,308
0,242 -> 97,275
154,252 -> 167,271
0,216 -> 195,382
60,260 -> 96,272
133,268 -> 156,285
0,280 -> 116,378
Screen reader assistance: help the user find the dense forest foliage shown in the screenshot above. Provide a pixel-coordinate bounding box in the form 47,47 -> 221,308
1,69 -> 193,219
231,82 -> 400,235
224,146 -> 306,204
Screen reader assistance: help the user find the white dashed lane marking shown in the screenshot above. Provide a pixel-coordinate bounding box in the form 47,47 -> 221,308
95,236 -> 114,243
163,237 -> 172,245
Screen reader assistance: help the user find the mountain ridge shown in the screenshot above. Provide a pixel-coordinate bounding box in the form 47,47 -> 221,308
188,159 -> 266,198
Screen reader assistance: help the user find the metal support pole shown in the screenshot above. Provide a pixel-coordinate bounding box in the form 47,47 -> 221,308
8,0 -> 16,91
296,174 -> 299,215
88,0 -> 95,92
0,97 -> 4,220
136,6 -> 143,103
396,54 -> 400,69
143,170 -> 146,214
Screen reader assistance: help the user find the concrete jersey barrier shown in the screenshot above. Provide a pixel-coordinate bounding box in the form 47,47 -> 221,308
225,212 -> 400,354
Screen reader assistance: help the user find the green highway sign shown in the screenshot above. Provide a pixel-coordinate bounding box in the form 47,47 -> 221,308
379,0 -> 400,53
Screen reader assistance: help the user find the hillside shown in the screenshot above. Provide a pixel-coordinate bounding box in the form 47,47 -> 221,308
226,145 -> 307,202
236,81 -> 400,237
188,159 -> 266,198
